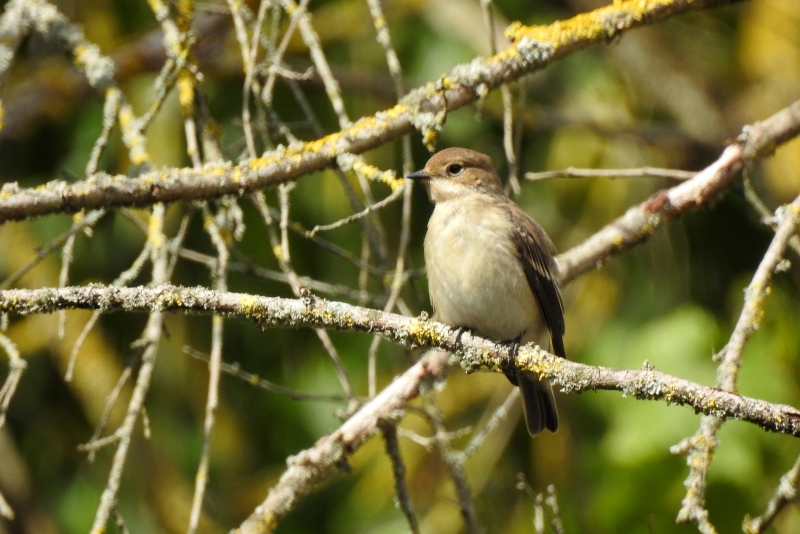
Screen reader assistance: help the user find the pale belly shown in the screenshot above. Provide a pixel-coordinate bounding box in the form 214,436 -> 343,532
424,200 -> 545,345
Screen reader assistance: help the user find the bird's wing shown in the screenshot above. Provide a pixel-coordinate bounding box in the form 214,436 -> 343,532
504,203 -> 566,358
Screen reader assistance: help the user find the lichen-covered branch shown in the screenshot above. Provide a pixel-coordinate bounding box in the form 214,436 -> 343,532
233,349 -> 451,534
0,0 -> 741,223
558,98 -> 800,284
743,453 -> 800,534
672,192 -> 800,533
88,206 -> 170,534
2,284 -> 799,438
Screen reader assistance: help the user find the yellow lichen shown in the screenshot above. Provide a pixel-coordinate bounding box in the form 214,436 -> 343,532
206,165 -> 227,176
147,215 -> 166,249
388,178 -> 405,192
422,130 -> 437,151
73,44 -> 88,66
177,71 -> 195,111
132,152 -> 149,166
505,0 -> 673,47
118,106 -> 134,127
406,318 -> 443,347
239,294 -> 260,317
272,244 -> 284,262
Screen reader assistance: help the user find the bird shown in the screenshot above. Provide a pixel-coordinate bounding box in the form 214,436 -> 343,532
407,147 -> 565,436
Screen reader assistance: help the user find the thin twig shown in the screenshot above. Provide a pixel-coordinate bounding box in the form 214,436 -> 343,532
184,347 -> 349,403
743,453 -> 800,533
558,99 -> 800,285
480,0 -> 520,196
423,388 -> 483,534
280,0 -> 349,129
240,0 -> 271,158
525,167 -> 696,181
0,332 -> 25,433
674,193 -> 800,532
260,0 -> 310,108
85,87 -> 122,176
181,246 -> 383,305
89,203 -> 169,534
188,209 -> 229,534
306,184 -> 405,237
0,209 -> 107,290
0,488 -> 13,520
136,57 -> 180,132
464,388 -> 519,458
79,367 -> 132,461
718,195 -> 800,392
379,422 -> 421,534
742,171 -> 800,258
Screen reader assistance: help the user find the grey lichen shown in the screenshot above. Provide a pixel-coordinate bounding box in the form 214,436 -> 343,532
515,37 -> 554,67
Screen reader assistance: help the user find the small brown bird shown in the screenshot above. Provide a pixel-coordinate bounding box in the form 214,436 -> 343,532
407,147 -> 565,436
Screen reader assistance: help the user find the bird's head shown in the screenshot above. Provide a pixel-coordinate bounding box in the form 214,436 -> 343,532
407,147 -> 505,203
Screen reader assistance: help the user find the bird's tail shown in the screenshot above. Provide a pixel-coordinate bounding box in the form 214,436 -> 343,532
516,369 -> 558,436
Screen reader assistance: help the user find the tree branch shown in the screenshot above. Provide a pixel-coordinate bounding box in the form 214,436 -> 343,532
0,0 -> 741,223
2,284 -> 799,438
557,98 -> 800,284
233,349 -> 451,534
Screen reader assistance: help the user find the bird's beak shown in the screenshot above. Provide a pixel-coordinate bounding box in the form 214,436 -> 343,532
406,169 -> 430,181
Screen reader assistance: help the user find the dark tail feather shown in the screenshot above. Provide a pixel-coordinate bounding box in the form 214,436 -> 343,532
517,369 -> 558,436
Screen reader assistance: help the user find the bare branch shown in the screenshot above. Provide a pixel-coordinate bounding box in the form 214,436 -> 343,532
424,388 -> 483,534
525,167 -> 696,181
743,453 -> 800,534
718,195 -> 800,392
306,180 -> 404,237
233,350 -> 451,534
188,210 -> 230,534
89,205 -> 169,534
0,332 -> 25,435
184,347 -> 349,403
379,422 -> 420,534
673,192 -> 800,532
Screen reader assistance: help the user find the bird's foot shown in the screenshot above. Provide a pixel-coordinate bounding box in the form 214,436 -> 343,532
452,325 -> 475,346
500,335 -> 522,379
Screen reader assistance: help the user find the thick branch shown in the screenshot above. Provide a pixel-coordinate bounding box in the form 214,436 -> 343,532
2,284 -> 799,437
0,0 -> 741,223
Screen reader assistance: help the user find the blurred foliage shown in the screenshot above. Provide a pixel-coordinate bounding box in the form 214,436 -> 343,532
1,0 -> 800,533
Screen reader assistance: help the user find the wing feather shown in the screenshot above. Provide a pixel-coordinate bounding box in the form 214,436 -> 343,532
503,203 -> 566,358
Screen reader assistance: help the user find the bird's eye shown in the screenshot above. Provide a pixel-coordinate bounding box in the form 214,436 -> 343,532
447,164 -> 463,176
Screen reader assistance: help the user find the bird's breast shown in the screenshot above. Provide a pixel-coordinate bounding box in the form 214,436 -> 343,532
424,197 -> 543,343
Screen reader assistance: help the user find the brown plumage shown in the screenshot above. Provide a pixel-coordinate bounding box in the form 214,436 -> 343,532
408,147 -> 565,436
